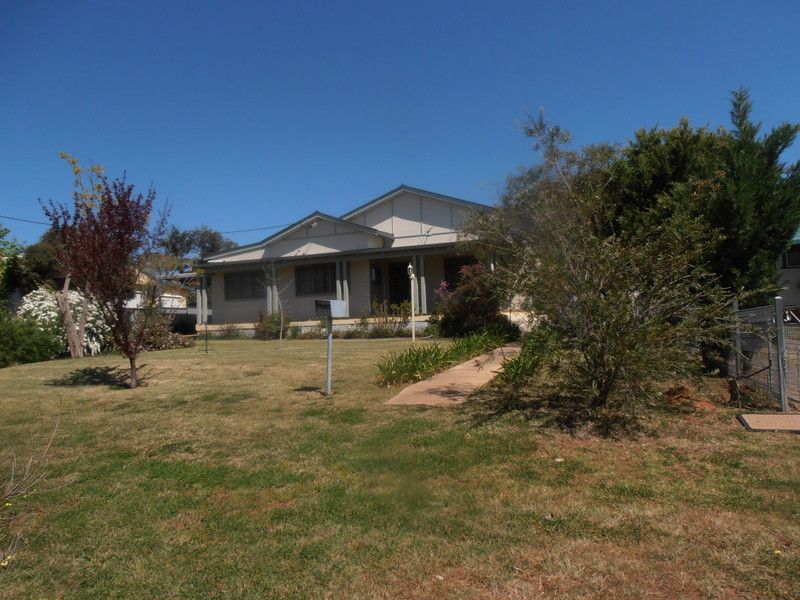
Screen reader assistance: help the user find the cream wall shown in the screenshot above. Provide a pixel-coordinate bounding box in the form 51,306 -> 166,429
208,272 -> 268,323
349,191 -> 470,249
208,253 -> 458,323
273,265 -> 337,321
778,261 -> 800,307
349,259 -> 371,317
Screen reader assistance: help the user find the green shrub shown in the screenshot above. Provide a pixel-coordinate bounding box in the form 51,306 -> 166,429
376,331 -> 506,386
217,323 -> 244,340
139,311 -> 194,351
0,308 -> 62,368
431,264 -> 517,338
255,311 -> 290,340
496,325 -> 563,387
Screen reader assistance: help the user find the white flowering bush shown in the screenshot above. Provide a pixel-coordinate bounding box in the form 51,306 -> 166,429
17,287 -> 112,356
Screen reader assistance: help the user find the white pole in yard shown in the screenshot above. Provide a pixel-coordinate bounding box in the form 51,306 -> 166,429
325,316 -> 333,396
408,262 -> 416,343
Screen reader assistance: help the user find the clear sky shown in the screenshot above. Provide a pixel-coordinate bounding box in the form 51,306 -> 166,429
2,0 -> 799,246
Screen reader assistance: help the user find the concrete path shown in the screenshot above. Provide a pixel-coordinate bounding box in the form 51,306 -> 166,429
738,413 -> 800,432
386,344 -> 520,407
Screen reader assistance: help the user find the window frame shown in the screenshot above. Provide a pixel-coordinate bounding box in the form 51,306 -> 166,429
224,270 -> 267,301
784,245 -> 800,269
295,262 -> 337,296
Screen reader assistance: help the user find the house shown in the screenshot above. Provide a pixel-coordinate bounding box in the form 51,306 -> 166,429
125,271 -> 191,310
779,229 -> 800,310
196,185 -> 490,331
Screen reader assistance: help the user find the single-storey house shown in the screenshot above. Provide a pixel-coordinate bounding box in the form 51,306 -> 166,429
196,185 -> 490,330
125,271 -> 190,309
779,229 -> 800,312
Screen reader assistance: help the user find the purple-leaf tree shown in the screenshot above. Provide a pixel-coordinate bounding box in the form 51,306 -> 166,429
43,154 -> 166,388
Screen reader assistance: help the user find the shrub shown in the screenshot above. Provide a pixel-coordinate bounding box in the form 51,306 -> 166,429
495,325 -> 563,388
431,264 -> 516,338
376,331 -> 505,386
17,287 -> 111,356
0,308 -> 62,368
217,323 -> 244,339
464,114 -> 734,433
139,310 -> 194,351
255,311 -> 290,340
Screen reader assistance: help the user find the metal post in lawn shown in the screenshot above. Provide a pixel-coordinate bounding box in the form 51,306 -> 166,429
325,315 -> 333,397
407,262 -> 416,343
733,298 -> 742,378
775,296 -> 789,413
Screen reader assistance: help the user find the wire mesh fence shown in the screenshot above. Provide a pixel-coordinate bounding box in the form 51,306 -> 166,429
730,297 -> 792,412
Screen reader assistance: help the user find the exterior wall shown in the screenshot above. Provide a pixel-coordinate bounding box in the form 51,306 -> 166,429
208,272 -> 267,323
125,291 -> 187,309
778,260 -> 800,307
274,265 -> 337,321
349,259 -> 371,317
348,191 -> 470,249
206,221 -> 385,265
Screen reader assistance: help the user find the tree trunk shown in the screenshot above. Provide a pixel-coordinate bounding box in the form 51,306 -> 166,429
129,355 -> 138,389
56,275 -> 84,358
76,284 -> 90,355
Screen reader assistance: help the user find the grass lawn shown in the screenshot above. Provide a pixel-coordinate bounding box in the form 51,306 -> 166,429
1,339 -> 799,599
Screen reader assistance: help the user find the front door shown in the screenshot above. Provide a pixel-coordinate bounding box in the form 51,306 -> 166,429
387,262 -> 411,306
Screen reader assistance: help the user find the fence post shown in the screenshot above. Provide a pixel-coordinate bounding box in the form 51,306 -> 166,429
775,296 -> 789,413
733,298 -> 742,378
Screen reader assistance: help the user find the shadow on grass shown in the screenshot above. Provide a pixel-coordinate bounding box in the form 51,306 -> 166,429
293,385 -> 323,394
47,365 -> 151,389
463,384 -> 642,437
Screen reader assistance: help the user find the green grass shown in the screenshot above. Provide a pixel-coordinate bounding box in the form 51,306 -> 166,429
376,332 -> 505,385
0,340 -> 799,598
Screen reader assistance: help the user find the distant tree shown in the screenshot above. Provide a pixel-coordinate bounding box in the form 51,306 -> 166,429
43,154 -> 166,388
0,225 -> 22,302
192,225 -> 237,257
161,225 -> 236,265
23,230 -> 65,289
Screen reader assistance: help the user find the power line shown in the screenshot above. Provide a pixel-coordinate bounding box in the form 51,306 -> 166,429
220,223 -> 291,234
0,212 -> 291,235
0,214 -> 48,226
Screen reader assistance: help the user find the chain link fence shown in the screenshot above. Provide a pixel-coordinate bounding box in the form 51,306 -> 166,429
730,297 -> 793,412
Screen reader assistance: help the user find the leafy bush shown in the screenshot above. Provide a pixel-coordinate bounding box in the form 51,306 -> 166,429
376,331 -> 505,386
139,311 -> 194,351
464,114 -> 734,433
17,287 -> 111,356
495,325 -> 563,388
431,264 -> 517,338
217,323 -> 244,339
255,311 -> 290,340
0,308 -> 62,368
366,301 -> 411,337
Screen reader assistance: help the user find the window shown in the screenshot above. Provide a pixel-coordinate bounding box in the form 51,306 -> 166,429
295,263 -> 336,296
224,271 -> 267,300
784,245 -> 800,268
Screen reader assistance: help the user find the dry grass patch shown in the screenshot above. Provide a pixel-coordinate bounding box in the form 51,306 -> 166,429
0,339 -> 798,598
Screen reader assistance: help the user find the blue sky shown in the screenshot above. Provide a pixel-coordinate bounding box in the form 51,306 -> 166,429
2,1 -> 799,245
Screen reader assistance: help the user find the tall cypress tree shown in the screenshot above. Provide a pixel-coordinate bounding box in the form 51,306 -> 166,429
609,89 -> 800,305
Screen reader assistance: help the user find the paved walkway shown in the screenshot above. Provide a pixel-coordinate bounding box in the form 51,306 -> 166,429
386,344 -> 520,407
738,413 -> 800,432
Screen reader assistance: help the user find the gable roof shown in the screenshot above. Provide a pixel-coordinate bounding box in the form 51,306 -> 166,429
202,211 -> 392,261
340,184 -> 491,221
